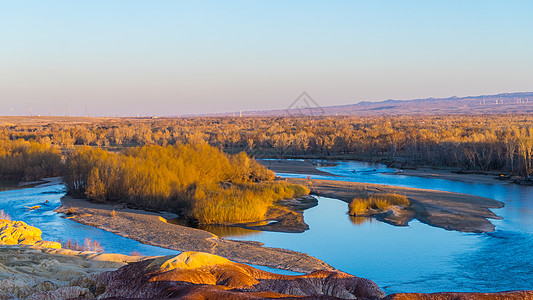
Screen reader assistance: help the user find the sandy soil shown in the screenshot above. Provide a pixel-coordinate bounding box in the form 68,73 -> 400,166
288,178 -> 504,233
55,196 -> 332,273
392,168 -> 507,185
259,159 -> 339,176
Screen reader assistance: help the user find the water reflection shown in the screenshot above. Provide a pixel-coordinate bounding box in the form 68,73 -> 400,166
3,161 -> 533,293
348,215 -> 373,225
228,161 -> 533,293
167,217 -> 261,238
199,225 -> 261,238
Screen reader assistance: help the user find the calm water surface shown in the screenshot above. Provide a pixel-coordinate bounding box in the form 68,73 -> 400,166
0,180 -> 178,256
226,161 -> 533,294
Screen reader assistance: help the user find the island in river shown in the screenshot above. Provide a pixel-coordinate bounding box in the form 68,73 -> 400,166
262,159 -> 504,233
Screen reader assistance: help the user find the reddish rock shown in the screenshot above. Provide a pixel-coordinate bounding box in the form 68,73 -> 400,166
384,291 -> 533,300
96,251 -> 385,299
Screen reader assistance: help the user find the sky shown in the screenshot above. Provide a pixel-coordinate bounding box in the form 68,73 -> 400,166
1,0 -> 532,116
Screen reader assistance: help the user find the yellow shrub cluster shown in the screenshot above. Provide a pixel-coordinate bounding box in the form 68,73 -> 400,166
348,193 -> 409,216
63,143 -> 308,224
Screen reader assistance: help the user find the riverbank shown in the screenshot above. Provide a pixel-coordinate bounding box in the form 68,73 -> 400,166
228,196 -> 318,233
259,159 -> 339,176
56,196 -> 332,273
389,168 -> 508,185
287,178 -> 504,233
0,219 -> 382,299
0,245 -> 384,299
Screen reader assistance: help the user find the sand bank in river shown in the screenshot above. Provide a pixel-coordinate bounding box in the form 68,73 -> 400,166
392,168 -> 508,185
288,178 -> 504,233
259,159 -> 339,176
262,159 -> 506,232
55,196 -> 332,273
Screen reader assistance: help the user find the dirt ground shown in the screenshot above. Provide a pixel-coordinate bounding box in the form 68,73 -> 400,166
56,196 -> 332,273
259,159 -> 339,176
288,178 -> 503,233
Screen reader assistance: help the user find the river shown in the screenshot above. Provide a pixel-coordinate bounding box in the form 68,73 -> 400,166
1,161 -> 532,294
0,179 -> 178,256
227,161 -> 533,294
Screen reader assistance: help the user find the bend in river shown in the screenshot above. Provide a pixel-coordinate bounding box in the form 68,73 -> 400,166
2,161 -> 533,294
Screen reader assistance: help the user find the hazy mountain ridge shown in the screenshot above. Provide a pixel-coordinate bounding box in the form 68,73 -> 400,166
203,92 -> 533,117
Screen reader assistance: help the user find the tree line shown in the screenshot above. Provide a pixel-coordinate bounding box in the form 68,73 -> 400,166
2,114 -> 533,176
0,139 -> 61,181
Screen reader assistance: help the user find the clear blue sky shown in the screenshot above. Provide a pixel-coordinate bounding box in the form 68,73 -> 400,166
1,0 -> 532,116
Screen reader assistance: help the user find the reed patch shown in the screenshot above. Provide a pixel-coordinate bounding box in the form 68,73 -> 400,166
348,193 -> 409,216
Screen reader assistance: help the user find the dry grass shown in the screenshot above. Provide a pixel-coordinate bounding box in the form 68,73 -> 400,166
191,182 -> 310,224
0,210 -> 11,221
348,193 -> 409,216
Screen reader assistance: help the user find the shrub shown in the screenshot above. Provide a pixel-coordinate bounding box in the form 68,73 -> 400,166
348,193 -> 409,216
60,238 -> 104,253
190,181 -> 308,224
63,143 -> 310,224
348,200 -> 371,215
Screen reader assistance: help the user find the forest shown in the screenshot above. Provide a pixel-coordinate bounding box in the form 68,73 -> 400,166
1,114 -> 532,176
0,139 -> 62,181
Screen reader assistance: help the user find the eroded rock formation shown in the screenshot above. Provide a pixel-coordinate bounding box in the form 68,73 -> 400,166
96,251 -> 386,299
0,246 -> 131,299
0,219 -> 61,248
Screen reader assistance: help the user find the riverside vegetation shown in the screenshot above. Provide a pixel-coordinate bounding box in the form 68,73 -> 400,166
0,137 -> 309,224
1,114 -> 533,177
0,139 -> 61,181
348,193 -> 410,216
63,144 -> 309,224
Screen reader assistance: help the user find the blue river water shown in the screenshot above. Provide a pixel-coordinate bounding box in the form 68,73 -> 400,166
0,180 -> 179,256
1,161 -> 532,294
226,161 -> 533,294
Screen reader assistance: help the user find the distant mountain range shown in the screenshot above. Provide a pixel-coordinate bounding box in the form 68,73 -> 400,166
200,92 -> 533,117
